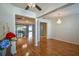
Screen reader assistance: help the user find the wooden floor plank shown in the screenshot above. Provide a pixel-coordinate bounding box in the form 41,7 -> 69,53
16,38 -> 79,56
28,39 -> 79,56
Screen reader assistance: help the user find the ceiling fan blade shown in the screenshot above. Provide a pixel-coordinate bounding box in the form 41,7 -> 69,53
16,18 -> 22,19
25,5 -> 29,10
35,4 -> 42,11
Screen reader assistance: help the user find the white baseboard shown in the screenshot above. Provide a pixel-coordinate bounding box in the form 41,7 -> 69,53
48,38 -> 79,45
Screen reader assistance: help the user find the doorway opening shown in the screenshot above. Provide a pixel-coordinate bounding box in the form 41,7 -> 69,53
40,22 -> 47,48
15,15 -> 35,56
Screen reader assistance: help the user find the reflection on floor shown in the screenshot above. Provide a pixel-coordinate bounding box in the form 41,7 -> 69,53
28,39 -> 79,56
16,38 -> 79,56
16,37 -> 28,56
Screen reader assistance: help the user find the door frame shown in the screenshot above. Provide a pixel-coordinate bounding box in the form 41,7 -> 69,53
15,14 -> 36,55
40,22 -> 47,46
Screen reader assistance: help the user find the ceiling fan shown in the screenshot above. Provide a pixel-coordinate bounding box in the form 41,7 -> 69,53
25,3 -> 42,11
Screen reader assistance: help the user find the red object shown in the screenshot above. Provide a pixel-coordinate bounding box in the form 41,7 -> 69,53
5,32 -> 16,39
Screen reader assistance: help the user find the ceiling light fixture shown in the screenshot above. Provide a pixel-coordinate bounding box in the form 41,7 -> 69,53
57,18 -> 62,24
56,12 -> 62,24
27,3 -> 35,8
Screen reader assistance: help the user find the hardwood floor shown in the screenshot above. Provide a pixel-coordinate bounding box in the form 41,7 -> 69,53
16,38 -> 79,56
16,37 -> 28,56
28,39 -> 79,56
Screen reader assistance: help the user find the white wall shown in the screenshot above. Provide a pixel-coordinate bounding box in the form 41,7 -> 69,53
0,3 -> 36,55
53,14 -> 79,45
0,3 -> 36,33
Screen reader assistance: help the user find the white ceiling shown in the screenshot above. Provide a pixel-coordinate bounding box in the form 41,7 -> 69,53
11,3 -> 79,19
11,3 -> 66,17
43,4 -> 79,19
